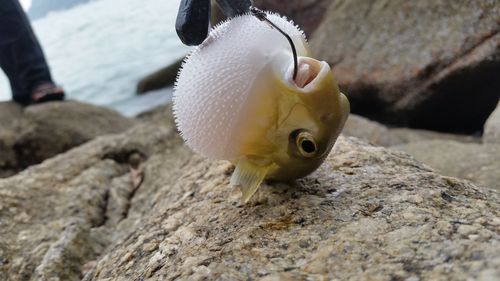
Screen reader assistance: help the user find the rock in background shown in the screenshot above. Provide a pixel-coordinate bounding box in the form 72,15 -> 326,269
0,106 -> 498,280
0,101 -> 135,178
343,114 -> 480,147
136,58 -> 183,94
395,140 -> 500,191
342,114 -> 500,190
308,0 -> 499,134
253,0 -> 331,37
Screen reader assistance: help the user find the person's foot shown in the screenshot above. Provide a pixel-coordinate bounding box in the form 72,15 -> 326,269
30,82 -> 65,104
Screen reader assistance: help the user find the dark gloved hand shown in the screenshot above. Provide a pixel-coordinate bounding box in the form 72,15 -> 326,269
176,0 -> 252,46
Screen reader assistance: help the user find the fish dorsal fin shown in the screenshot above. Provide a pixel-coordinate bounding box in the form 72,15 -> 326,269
230,159 -> 270,204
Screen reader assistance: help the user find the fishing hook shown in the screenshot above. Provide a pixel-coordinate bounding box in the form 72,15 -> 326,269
250,6 -> 299,80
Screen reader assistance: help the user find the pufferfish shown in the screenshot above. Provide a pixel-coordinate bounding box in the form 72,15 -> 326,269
173,11 -> 349,203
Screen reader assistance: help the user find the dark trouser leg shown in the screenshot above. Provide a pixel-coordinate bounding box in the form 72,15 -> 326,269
0,0 -> 53,103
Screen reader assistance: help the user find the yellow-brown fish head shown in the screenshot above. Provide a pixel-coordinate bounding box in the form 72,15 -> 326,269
268,56 -> 350,180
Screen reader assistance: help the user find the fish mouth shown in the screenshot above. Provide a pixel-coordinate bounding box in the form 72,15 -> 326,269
290,57 -> 330,90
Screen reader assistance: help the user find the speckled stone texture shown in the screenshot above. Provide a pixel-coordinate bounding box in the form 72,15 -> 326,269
310,0 -> 500,133
0,108 -> 179,281
1,106 -> 498,281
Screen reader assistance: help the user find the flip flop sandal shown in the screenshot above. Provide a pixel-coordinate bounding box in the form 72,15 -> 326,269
31,84 -> 65,104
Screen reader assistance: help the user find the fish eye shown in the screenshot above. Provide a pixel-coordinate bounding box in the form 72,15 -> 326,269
292,130 -> 317,158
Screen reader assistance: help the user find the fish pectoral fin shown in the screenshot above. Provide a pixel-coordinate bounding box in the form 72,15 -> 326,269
230,160 -> 270,204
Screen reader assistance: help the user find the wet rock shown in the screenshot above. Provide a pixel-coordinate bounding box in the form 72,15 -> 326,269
484,101 -> 500,144
395,140 -> 500,190
0,101 -> 135,177
253,0 -> 331,37
136,58 -> 184,94
343,114 -> 479,147
2,106 -> 497,280
310,0 -> 500,133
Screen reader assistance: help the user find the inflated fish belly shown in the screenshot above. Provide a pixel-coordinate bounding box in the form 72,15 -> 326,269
173,12 -> 350,203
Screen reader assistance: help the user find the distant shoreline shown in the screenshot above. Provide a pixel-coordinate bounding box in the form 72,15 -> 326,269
27,0 -> 92,21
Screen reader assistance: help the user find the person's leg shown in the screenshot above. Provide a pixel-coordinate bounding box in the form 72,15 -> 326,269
0,0 -> 55,104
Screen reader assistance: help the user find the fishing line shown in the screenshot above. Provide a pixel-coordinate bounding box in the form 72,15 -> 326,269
250,7 -> 299,80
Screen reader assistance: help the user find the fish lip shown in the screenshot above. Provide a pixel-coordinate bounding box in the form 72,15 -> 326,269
287,57 -> 331,92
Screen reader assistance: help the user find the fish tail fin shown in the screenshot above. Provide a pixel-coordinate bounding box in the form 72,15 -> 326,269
230,160 -> 270,204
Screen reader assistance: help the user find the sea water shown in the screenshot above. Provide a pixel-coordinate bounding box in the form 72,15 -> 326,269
0,0 -> 191,115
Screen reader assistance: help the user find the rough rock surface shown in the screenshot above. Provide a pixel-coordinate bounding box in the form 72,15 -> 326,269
343,114 -> 479,147
310,0 -> 500,133
253,0 -> 331,37
0,101 -> 135,177
484,100 -> 500,144
395,140 -> 500,191
1,106 -> 498,281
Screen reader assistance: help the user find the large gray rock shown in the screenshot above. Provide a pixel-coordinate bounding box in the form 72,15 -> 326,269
310,0 -> 500,133
1,106 -> 498,281
484,100 -> 500,144
395,140 -> 500,190
0,101 -> 135,177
